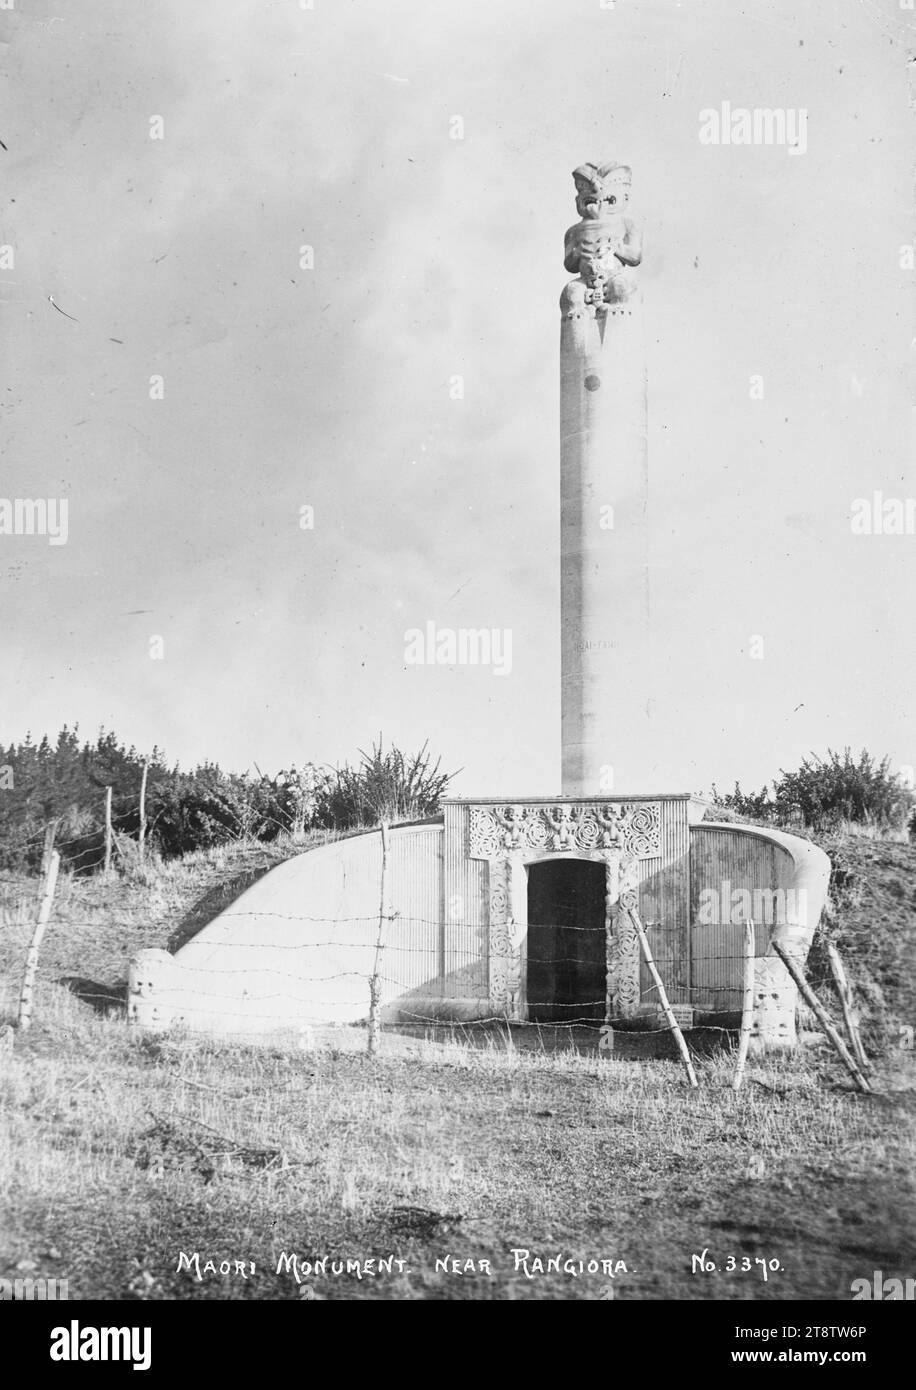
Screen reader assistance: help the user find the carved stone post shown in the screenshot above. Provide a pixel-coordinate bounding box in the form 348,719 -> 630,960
560,162 -> 650,795
601,850 -> 619,1024
606,854 -> 642,1019
128,948 -> 176,1030
487,855 -> 526,1020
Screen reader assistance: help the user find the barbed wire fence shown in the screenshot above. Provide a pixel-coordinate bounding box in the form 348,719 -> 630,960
0,758 -> 316,881
0,789 -> 152,879
0,811 -> 876,1092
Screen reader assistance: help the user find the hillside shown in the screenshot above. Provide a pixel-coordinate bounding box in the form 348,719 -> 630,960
809,833 -> 916,1052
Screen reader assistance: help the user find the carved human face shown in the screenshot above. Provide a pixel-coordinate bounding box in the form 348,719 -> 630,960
576,176 -> 630,220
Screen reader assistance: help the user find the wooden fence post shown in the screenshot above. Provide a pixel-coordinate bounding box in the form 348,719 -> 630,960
826,941 -> 870,1074
104,786 -> 113,877
732,919 -> 756,1092
18,850 -> 61,1031
138,763 -> 148,865
368,821 -> 390,1059
628,906 -> 698,1088
38,820 -> 57,891
772,942 -> 871,1093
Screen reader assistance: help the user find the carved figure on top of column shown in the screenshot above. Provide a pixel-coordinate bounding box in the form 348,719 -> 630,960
560,162 -> 642,319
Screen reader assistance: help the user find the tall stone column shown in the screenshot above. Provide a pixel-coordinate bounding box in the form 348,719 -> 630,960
560,162 -> 650,796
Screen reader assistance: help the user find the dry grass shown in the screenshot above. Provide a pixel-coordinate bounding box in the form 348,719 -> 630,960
0,983 -> 913,1301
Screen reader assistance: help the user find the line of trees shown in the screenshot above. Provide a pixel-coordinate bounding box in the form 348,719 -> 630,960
0,728 -> 455,873
2,732 -> 909,873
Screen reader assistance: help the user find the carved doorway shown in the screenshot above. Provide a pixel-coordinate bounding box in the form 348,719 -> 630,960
526,859 -> 607,1022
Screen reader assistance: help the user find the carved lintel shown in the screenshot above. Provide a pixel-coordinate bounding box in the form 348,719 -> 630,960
470,801 -> 660,862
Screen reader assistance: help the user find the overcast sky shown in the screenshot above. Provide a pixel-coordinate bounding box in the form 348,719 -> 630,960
0,0 -> 912,797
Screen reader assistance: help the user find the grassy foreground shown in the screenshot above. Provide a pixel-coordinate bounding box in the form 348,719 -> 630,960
0,983 -> 914,1302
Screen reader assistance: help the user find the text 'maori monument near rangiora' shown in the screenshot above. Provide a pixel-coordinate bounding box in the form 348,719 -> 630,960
129,163 -> 830,1053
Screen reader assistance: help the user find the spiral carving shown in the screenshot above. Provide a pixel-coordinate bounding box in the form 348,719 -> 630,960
468,802 -> 661,860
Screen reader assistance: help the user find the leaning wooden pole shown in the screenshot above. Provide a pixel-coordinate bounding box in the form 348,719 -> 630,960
772,941 -> 871,1093
826,941 -> 870,1074
38,821 -> 57,892
367,821 -> 390,1059
732,919 -> 756,1092
18,850 -> 61,1031
629,906 -> 698,1088
104,786 -> 113,877
138,763 -> 149,865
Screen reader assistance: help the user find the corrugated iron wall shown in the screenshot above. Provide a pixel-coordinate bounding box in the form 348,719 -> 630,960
637,798 -> 691,1006
689,825 -> 794,1012
174,824 -> 443,1027
386,825 -> 444,1003
442,802 -> 489,1003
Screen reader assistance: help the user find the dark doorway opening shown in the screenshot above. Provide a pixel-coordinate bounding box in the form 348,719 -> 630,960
526,859 -> 607,1023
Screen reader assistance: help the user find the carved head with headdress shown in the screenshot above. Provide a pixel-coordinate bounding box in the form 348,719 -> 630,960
572,162 -> 632,220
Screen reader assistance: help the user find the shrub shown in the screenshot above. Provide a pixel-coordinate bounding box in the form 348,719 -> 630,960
316,738 -> 455,830
0,727 -> 457,867
773,749 -> 911,832
711,748 -> 913,835
708,782 -> 774,824
149,768 -> 296,856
